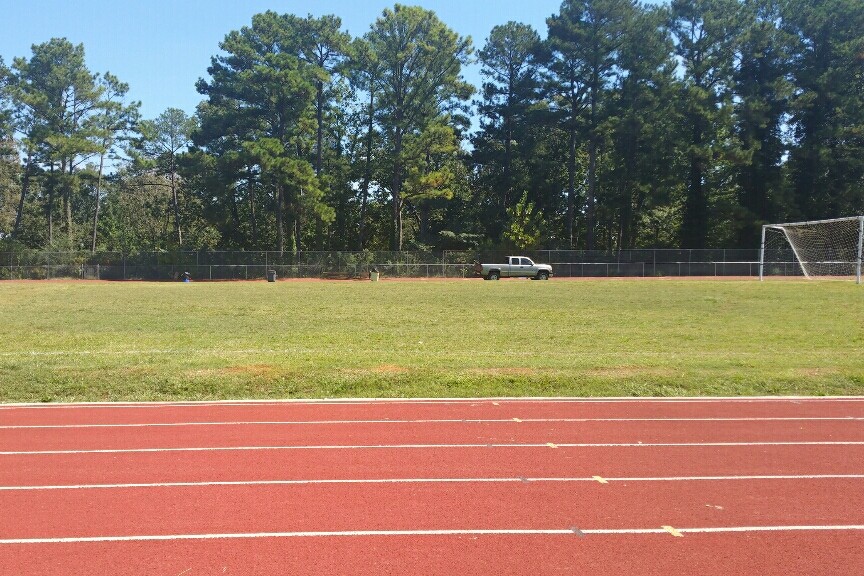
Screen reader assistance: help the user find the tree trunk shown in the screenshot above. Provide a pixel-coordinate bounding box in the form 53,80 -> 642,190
314,81 -> 325,249
503,82 -> 513,216
419,201 -> 430,245
170,166 -> 182,247
294,143 -> 304,254
229,182 -> 241,240
65,162 -> 73,246
586,136 -> 597,251
681,115 -> 707,249
294,189 -> 303,254
12,158 -> 31,239
391,126 -> 404,251
358,88 -> 375,250
248,167 -> 257,243
91,152 -> 105,252
619,115 -> 638,250
47,164 -> 54,246
276,182 -> 285,254
586,80 -> 598,252
294,187 -> 303,254
566,128 -> 576,248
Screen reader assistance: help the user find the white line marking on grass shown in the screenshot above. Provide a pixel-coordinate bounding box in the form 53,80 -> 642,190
3,442 -> 864,456
2,417 -> 859,429
2,474 -> 862,491
2,525 -> 864,544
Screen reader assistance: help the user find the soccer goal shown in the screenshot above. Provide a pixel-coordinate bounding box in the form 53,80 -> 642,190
760,216 -> 864,283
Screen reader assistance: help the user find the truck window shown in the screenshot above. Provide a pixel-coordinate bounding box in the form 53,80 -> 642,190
521,258 -> 533,266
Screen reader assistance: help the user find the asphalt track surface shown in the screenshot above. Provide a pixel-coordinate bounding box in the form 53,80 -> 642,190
1,397 -> 863,575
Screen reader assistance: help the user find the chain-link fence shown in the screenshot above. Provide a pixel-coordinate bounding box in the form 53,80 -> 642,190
0,249 -> 795,280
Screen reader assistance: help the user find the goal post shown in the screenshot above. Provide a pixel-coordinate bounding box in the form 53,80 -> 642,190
759,216 -> 864,284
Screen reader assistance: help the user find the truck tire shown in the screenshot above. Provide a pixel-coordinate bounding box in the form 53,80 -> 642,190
537,271 -> 549,280
488,271 -> 500,281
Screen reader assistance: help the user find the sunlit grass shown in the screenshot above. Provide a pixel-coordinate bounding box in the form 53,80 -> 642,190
1,278 -> 862,402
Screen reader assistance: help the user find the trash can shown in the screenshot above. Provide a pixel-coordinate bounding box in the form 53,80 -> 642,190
267,270 -> 277,282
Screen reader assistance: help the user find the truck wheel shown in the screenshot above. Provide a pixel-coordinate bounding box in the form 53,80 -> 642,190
538,271 -> 549,280
488,271 -> 500,281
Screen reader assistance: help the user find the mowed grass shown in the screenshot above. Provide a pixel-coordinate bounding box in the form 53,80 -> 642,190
0,278 -> 862,402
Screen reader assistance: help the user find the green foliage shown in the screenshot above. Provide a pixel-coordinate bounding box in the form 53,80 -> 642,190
472,22 -> 546,241
195,11 -> 327,253
364,4 -> 474,249
401,120 -> 459,203
504,191 -> 544,249
6,38 -> 137,249
669,0 -> 743,249
731,0 -> 796,247
783,0 -> 864,219
3,2 -> 864,253
0,138 -> 18,238
134,108 -> 197,171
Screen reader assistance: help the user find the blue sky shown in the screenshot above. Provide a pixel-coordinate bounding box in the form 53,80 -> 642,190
2,0 -> 577,123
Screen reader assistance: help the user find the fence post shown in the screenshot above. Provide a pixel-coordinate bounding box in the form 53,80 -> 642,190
857,216 -> 863,285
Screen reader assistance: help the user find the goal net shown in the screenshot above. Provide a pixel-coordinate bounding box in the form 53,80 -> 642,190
760,216 -> 864,283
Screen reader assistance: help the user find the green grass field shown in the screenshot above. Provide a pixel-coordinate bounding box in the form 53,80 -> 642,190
1,278 -> 862,402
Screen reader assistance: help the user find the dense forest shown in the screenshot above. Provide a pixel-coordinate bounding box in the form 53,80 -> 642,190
0,0 -> 862,254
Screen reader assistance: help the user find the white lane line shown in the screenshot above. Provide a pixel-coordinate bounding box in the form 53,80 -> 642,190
2,475 -> 863,491
2,417 -> 860,429
3,441 -> 864,456
3,396 -> 864,409
2,525 -> 863,544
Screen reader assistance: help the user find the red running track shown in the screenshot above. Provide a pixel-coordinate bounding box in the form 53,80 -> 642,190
1,397 -> 863,575
2,418 -> 863,451
2,532 -> 864,576
3,444 -> 864,487
3,478 -> 864,538
2,397 -> 864,425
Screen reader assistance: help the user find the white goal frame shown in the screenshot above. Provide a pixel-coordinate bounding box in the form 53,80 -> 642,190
759,216 -> 864,284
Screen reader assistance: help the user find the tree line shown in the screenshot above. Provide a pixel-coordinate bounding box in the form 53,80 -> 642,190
1,0 -> 862,254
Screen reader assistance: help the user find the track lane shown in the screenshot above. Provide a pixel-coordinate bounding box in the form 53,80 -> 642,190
3,444 -> 864,487
1,532 -> 862,575
3,398 -> 863,575
2,478 -> 864,539
3,397 -> 864,426
2,419 -> 862,451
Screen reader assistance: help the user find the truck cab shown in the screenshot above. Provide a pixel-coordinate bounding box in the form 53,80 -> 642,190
473,256 -> 553,280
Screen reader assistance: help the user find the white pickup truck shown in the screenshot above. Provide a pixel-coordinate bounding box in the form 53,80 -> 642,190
473,256 -> 553,280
